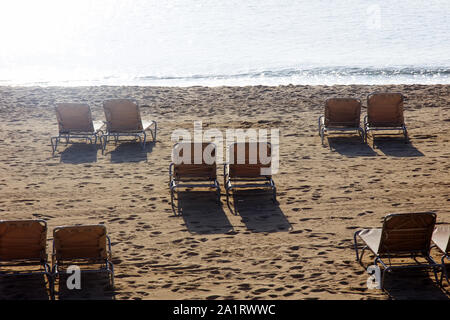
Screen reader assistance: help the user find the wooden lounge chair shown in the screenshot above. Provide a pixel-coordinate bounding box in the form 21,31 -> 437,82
318,98 -> 364,145
0,220 -> 53,297
51,103 -> 105,154
102,99 -> 157,153
52,225 -> 114,290
169,142 -> 220,213
224,142 -> 276,209
432,226 -> 450,284
364,92 -> 408,146
353,212 -> 443,290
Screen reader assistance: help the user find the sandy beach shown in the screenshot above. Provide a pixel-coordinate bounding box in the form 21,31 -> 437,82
0,84 -> 449,300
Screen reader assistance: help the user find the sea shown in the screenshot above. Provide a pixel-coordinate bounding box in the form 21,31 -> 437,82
0,0 -> 449,86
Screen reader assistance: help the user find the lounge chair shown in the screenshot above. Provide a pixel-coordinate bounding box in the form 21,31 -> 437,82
353,212 -> 443,290
364,92 -> 408,146
318,98 -> 364,145
51,103 -> 105,154
224,142 -> 276,209
432,226 -> 450,284
0,219 -> 53,297
52,225 -> 114,290
169,142 -> 220,213
102,99 -> 157,153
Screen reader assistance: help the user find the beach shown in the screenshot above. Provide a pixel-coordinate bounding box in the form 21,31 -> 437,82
0,84 -> 449,300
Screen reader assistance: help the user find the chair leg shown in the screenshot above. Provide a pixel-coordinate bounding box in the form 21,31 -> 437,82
320,128 -> 325,145
403,126 -> 409,144
353,231 -> 360,261
441,255 -> 449,285
170,187 -> 176,215
51,137 -> 59,154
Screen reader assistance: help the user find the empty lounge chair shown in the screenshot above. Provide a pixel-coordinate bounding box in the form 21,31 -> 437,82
364,92 -> 408,146
0,219 -> 53,297
224,142 -> 276,209
318,98 -> 364,145
51,103 -> 105,154
353,212 -> 442,290
102,99 -> 157,153
169,142 -> 220,213
432,225 -> 450,284
52,224 -> 114,290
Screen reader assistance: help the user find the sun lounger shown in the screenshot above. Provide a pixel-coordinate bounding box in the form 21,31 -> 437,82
169,142 -> 220,213
224,142 -> 276,208
52,225 -> 114,289
0,220 -> 53,297
102,99 -> 157,153
432,225 -> 450,284
353,212 -> 443,290
51,103 -> 105,154
364,92 -> 408,146
318,98 -> 364,145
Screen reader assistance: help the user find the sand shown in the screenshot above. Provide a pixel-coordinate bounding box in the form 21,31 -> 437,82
0,84 -> 449,300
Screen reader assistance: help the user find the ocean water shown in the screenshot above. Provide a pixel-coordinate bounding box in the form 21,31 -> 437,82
0,0 -> 449,86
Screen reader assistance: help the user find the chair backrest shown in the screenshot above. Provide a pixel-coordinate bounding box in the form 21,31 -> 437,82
172,142 -> 217,180
367,92 -> 405,127
53,225 -> 108,261
55,103 -> 95,133
324,98 -> 361,127
433,226 -> 450,253
103,99 -> 143,132
0,220 -> 47,261
378,212 -> 436,255
228,142 -> 272,178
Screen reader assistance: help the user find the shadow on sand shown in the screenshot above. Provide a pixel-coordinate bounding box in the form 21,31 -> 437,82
59,143 -> 100,164
231,189 -> 292,233
373,138 -> 424,157
327,136 -> 377,157
0,274 -> 52,300
175,191 -> 234,235
55,272 -> 116,300
382,269 -> 449,300
109,141 -> 155,163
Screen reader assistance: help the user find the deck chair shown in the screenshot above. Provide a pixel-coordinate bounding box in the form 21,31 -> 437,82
224,142 -> 276,209
318,98 -> 364,145
51,103 -> 105,154
169,142 -> 220,213
364,92 -> 408,146
102,99 -> 157,153
432,226 -> 450,284
0,220 -> 53,297
52,225 -> 114,290
353,212 -> 442,290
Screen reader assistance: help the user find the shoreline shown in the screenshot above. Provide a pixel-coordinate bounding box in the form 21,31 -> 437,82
0,84 -> 449,300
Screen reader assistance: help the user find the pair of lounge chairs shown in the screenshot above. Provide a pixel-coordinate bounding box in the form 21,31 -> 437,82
354,212 -> 450,290
319,92 -> 408,146
0,220 -> 114,298
51,99 -> 157,154
169,142 -> 276,213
